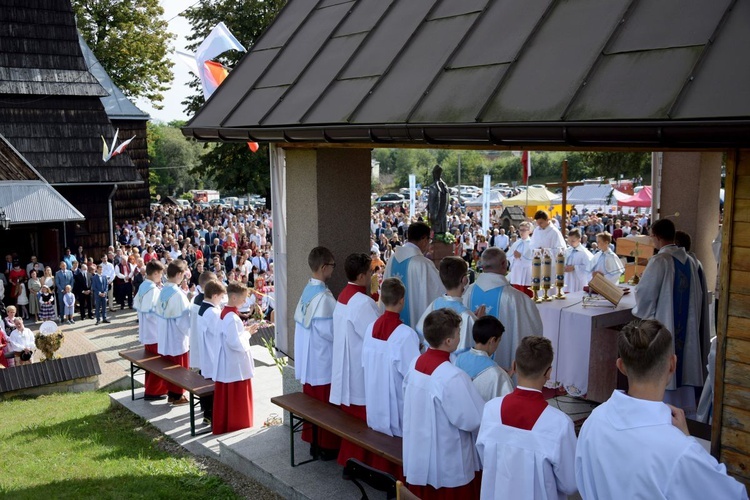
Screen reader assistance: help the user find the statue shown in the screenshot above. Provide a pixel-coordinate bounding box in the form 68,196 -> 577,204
427,165 -> 450,234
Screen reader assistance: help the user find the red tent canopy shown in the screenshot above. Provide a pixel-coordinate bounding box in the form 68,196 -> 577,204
616,186 -> 652,207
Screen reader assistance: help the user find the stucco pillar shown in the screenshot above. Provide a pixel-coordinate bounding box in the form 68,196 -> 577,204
655,152 -> 722,291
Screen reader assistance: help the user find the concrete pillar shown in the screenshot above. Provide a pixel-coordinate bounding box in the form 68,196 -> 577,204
282,148 -> 373,361
656,152 -> 722,291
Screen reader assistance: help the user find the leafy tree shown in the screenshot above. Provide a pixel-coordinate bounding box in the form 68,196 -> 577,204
148,122 -> 205,197
72,0 -> 174,107
578,152 -> 651,184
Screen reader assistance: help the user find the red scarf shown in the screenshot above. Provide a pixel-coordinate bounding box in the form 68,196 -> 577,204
338,283 -> 367,305
500,388 -> 548,431
415,349 -> 450,375
371,310 -> 402,341
221,306 -> 238,320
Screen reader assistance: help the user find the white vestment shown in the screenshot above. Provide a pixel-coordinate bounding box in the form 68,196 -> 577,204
155,283 -> 191,356
215,311 -> 254,383
530,224 -> 566,252
455,348 -> 514,402
383,242 -> 445,328
329,289 -> 380,406
477,394 -> 578,500
199,305 -> 222,380
588,249 -> 624,284
564,245 -> 593,293
134,279 -> 159,345
362,322 -> 420,437
293,279 -> 336,386
415,295 -> 476,354
402,357 -> 485,488
633,245 -> 706,389
188,294 -> 203,369
576,390 -> 747,499
508,237 -> 534,286
463,273 -> 544,370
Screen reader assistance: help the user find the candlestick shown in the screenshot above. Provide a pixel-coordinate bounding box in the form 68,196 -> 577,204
555,248 -> 566,299
532,251 -> 542,303
542,251 -> 553,301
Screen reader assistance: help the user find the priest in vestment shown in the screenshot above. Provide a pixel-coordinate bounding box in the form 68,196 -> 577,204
463,248 -> 543,371
633,219 -> 708,415
563,228 -> 593,293
133,260 -> 167,400
383,222 -> 445,328
329,253 -> 380,466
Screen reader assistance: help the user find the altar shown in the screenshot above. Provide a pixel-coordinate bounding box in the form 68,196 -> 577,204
536,290 -> 636,403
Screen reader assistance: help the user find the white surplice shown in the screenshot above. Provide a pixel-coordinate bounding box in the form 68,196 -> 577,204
199,304 -> 222,380
293,279 -> 336,386
564,244 -> 593,293
632,245 -> 706,389
329,290 -> 380,406
508,237 -> 534,286
402,358 -> 485,488
455,348 -> 514,402
588,249 -> 625,284
214,311 -> 254,383
463,273 -> 544,370
415,295 -> 477,353
383,242 -> 445,328
477,395 -> 578,500
530,224 -> 566,252
188,293 -> 203,369
575,390 -> 747,500
362,323 -> 420,437
133,279 -> 159,345
155,283 -> 191,356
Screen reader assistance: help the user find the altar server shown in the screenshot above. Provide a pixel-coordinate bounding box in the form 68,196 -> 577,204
196,276 -> 222,425
133,260 -> 167,400
463,248 -> 543,371
588,232 -> 624,284
575,320 -> 745,499
329,253 -> 380,466
477,336 -> 577,499
362,278 -> 420,437
455,316 -> 514,402
155,260 -> 191,405
213,281 -> 260,435
415,256 -> 483,354
633,219 -> 708,414
508,221 -> 534,297
383,222 -> 445,328
189,271 -> 215,370
530,210 -> 566,253
402,308 -> 485,498
564,228 -> 593,293
294,247 -> 340,457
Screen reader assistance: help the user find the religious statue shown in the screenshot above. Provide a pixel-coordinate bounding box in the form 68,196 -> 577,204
427,165 -> 450,234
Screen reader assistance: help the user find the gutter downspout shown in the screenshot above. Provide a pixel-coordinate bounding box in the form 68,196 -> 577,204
108,184 -> 118,247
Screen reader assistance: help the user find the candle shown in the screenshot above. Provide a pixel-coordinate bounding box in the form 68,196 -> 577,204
531,252 -> 541,286
542,251 -> 552,286
555,250 -> 565,287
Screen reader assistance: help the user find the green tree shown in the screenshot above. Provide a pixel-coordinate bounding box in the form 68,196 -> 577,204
72,0 -> 174,107
579,152 -> 651,183
148,122 -> 205,197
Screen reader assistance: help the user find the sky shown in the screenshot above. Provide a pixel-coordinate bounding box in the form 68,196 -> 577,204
134,1 -> 194,124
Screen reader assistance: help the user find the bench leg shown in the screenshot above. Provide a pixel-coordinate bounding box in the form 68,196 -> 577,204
289,412 -> 318,467
131,362 -> 135,401
190,393 -> 196,437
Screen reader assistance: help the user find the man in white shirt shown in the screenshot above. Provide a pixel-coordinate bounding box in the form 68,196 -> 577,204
101,253 -> 116,312
493,228 -> 510,251
530,210 -> 566,253
575,319 -> 746,499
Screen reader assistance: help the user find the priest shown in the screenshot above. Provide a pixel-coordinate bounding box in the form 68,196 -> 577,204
508,222 -> 534,298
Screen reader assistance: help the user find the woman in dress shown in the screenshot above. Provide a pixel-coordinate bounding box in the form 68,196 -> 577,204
28,270 -> 42,322
43,266 -> 55,294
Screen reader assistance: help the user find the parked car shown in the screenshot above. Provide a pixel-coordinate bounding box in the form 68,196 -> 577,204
375,192 -> 405,206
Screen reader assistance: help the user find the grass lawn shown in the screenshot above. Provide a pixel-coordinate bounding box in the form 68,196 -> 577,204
0,391 -> 238,499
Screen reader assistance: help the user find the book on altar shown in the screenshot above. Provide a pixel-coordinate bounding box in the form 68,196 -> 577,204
588,273 -> 625,306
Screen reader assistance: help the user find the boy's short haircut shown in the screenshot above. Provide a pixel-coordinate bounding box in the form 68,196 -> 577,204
423,308 -> 461,348
145,260 -> 165,277
203,279 -> 226,299
651,219 -> 676,242
472,315 -> 505,345
344,253 -> 371,282
439,256 -> 468,290
534,210 -> 549,221
515,336 -> 554,378
597,231 -> 612,245
198,270 -> 217,288
166,260 -> 187,279
308,246 -> 335,272
567,228 -> 582,239
380,277 -> 405,307
674,230 -> 692,252
407,222 -> 431,243
618,319 -> 673,381
226,280 -> 248,298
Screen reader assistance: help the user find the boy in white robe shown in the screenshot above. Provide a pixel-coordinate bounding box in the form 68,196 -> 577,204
455,316 -> 514,402
329,253 -> 380,466
464,248 -> 544,371
588,232 -> 624,284
415,256 -> 484,355
563,228 -> 593,293
188,271 -> 215,370
402,308 -> 485,498
383,222 -> 445,328
155,260 -> 191,405
508,222 -> 534,298
477,336 -> 577,500
362,278 -> 420,438
575,319 -> 746,499
133,260 -> 167,400
530,210 -> 566,254
293,247 -> 340,457
196,277 -> 223,425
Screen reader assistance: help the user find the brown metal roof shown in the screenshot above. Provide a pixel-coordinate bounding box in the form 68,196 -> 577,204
184,0 -> 750,148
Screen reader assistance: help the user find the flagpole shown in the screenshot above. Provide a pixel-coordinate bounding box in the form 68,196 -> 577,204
525,152 -> 529,216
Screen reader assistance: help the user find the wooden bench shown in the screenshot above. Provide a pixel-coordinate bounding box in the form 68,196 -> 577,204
271,392 -> 402,468
119,347 -> 214,437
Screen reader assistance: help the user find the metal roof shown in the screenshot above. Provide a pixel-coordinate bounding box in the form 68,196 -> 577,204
78,35 -> 150,121
184,0 -> 750,148
0,181 -> 85,224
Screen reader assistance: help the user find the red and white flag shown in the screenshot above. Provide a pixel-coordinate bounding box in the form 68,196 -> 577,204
521,150 -> 532,184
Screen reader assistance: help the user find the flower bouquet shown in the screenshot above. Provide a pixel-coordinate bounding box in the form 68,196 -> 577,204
434,232 -> 456,245
35,320 -> 64,362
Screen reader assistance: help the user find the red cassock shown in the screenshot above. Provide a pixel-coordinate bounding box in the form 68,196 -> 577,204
301,383 -> 341,450
407,473 -> 482,500
162,352 -> 189,396
213,379 -> 253,435
512,283 -> 534,299
144,343 -> 167,396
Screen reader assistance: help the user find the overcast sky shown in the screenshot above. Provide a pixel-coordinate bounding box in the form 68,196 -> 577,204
134,1 -> 193,123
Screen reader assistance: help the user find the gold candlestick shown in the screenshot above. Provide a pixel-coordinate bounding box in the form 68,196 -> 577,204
542,250 -> 553,301
532,251 -> 542,303
555,249 -> 566,299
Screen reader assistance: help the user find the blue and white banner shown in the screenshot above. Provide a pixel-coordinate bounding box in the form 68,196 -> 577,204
482,174 -> 491,234
409,174 -> 416,220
